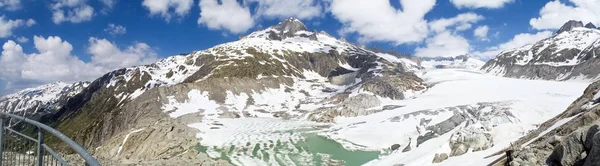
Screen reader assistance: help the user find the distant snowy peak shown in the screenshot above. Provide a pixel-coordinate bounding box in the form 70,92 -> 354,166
2,81 -> 88,102
498,27 -> 600,66
482,20 -> 600,81
585,22 -> 597,29
0,81 -> 89,114
244,17 -> 319,41
557,20 -> 584,34
420,55 -> 485,70
95,17 -> 423,106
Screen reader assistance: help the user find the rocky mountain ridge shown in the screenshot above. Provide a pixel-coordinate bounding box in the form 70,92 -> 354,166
500,80 -> 600,166
481,20 -> 600,81
557,20 -> 585,34
0,81 -> 88,120
585,22 -> 597,29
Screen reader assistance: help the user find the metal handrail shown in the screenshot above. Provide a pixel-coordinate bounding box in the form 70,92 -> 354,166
0,112 -> 101,166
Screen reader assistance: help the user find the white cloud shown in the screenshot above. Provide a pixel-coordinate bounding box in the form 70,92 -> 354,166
0,0 -> 21,11
88,37 -> 157,70
16,36 -> 27,43
412,13 -> 486,58
415,31 -> 471,58
197,0 -> 324,34
99,0 -> 116,9
0,36 -> 158,92
25,19 -> 36,27
0,36 -> 103,84
247,0 -> 322,20
51,0 -> 94,24
104,24 -> 126,36
330,0 -> 435,45
474,25 -> 489,40
450,0 -> 514,9
473,31 -> 553,60
429,13 -> 484,33
530,0 -> 600,30
198,0 -> 254,34
0,16 -> 34,38
142,0 -> 193,22
98,0 -> 117,13
455,24 -> 472,31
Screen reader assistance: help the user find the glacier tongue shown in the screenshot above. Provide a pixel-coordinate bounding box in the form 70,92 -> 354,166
159,68 -> 587,166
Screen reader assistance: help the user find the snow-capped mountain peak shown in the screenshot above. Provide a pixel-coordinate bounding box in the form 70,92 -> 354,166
557,20 -> 584,34
243,17 -> 318,41
585,22 -> 597,29
0,81 -> 89,114
273,17 -> 308,32
482,20 -> 600,81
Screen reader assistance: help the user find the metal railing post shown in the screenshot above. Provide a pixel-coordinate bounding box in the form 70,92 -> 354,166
36,128 -> 44,166
0,112 -> 100,166
0,117 -> 4,165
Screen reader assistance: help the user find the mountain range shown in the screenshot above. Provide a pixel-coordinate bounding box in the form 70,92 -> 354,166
482,21 -> 600,81
2,19 -> 600,166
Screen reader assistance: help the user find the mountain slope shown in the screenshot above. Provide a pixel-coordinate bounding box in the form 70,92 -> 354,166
482,20 -> 600,81
0,81 -> 88,119
501,80 -> 600,166
42,18 -> 425,164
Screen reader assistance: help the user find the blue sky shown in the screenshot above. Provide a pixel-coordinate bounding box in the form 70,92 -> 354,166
0,0 -> 599,95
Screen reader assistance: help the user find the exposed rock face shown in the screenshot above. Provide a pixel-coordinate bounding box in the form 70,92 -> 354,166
92,88 -> 202,160
548,129 -> 586,166
432,153 -> 449,163
482,20 -> 600,81
584,131 -> 600,166
584,125 -> 599,152
557,20 -> 584,34
506,81 -> 600,166
250,17 -> 318,41
329,71 -> 358,85
402,139 -> 412,152
586,22 -> 597,29
357,73 -> 423,100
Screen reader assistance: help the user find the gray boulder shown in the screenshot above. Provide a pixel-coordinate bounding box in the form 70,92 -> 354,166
585,125 -> 600,152
402,139 -> 412,152
432,153 -> 449,163
584,131 -> 600,166
548,130 -> 586,166
450,143 -> 469,156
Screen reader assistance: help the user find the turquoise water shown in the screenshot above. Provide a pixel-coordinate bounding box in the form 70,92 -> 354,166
199,133 -> 381,166
297,134 -> 381,166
